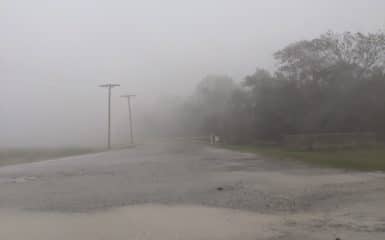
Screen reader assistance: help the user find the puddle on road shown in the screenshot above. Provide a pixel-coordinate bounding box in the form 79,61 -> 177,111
0,205 -> 279,240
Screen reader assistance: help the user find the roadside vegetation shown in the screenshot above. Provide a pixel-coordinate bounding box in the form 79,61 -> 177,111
144,30 -> 385,171
0,148 -> 103,167
223,144 -> 385,171
152,31 -> 385,145
177,31 -> 385,144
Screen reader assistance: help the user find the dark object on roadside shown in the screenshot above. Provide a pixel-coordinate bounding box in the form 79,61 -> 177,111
216,187 -> 223,191
336,238 -> 341,240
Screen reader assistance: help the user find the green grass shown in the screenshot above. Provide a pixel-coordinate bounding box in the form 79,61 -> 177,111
222,145 -> 385,171
0,148 -> 103,167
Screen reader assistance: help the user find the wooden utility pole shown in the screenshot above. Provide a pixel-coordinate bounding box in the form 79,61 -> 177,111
99,84 -> 120,149
121,94 -> 136,145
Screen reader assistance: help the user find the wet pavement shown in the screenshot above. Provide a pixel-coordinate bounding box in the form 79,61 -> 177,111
0,142 -> 384,239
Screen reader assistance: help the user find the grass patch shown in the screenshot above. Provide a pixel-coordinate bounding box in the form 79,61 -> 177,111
0,148 -> 103,167
221,144 -> 385,171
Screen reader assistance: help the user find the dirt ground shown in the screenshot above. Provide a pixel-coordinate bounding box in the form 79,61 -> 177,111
0,142 -> 384,239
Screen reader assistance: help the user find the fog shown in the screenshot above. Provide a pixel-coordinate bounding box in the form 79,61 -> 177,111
2,0 -> 384,147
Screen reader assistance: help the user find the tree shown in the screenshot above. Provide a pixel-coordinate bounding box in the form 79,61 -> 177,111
189,75 -> 236,138
242,68 -> 303,141
273,31 -> 385,135
274,31 -> 385,86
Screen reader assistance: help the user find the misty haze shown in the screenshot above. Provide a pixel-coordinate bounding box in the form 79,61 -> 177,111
1,1 -> 385,240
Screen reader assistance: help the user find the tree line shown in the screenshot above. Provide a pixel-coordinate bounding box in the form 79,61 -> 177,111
166,31 -> 385,144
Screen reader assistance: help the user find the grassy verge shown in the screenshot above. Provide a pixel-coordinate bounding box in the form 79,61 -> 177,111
0,148 -> 104,167
221,144 -> 385,171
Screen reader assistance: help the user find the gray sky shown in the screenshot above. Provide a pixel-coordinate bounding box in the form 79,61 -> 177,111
1,0 -> 385,147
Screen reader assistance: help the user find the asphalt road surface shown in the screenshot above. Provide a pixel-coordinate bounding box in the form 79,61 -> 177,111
0,142 -> 384,240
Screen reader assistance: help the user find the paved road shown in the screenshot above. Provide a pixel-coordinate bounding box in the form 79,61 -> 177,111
0,142 -> 384,239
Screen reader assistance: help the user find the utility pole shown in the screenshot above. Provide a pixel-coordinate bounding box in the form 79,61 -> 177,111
121,94 -> 136,145
99,84 -> 120,149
